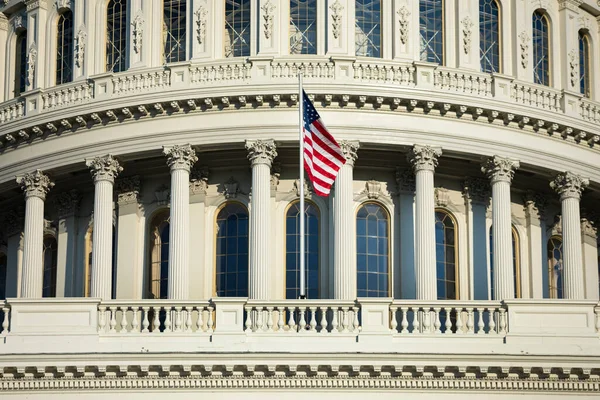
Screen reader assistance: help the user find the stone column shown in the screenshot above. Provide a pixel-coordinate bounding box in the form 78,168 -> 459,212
408,145 -> 441,300
246,140 -> 277,300
3,210 -> 24,298
482,156 -> 520,300
523,191 -> 547,299
54,190 -> 81,297
16,170 -> 54,298
86,155 -> 122,299
163,145 -> 198,300
333,141 -> 359,300
550,172 -> 589,299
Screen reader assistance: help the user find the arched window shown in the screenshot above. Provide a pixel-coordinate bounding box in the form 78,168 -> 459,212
479,0 -> 500,73
357,203 -> 390,297
355,0 -> 381,58
435,210 -> 457,300
215,203 -> 249,297
532,10 -> 550,86
419,0 -> 444,64
163,0 -> 186,63
0,252 -> 7,300
106,0 -> 127,72
489,226 -> 521,299
547,236 -> 563,299
56,10 -> 74,84
148,211 -> 170,299
286,201 -> 319,299
15,31 -> 27,96
225,0 -> 251,58
290,0 -> 317,55
42,236 -> 58,298
579,30 -> 591,98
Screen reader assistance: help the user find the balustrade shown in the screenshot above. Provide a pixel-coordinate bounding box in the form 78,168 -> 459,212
41,82 -> 94,110
580,98 -> 600,124
353,62 -> 414,86
189,61 -> 251,84
0,98 -> 24,123
271,60 -> 334,80
434,68 -> 492,97
0,301 -> 9,336
112,70 -> 171,95
511,81 -> 563,112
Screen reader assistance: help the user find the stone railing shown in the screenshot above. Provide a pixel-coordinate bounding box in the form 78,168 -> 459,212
434,67 -> 492,97
189,60 -> 252,84
511,80 -> 563,112
353,61 -> 415,86
41,81 -> 94,110
390,300 -> 506,335
271,59 -> 335,80
580,97 -> 600,124
244,300 -> 359,334
112,69 -> 172,95
0,98 -> 25,123
0,301 -> 9,336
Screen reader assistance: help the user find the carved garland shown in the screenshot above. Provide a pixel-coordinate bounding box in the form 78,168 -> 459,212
397,6 -> 410,45
131,12 -> 144,54
261,0 -> 275,39
75,25 -> 86,68
519,31 -> 529,69
461,17 -> 473,55
329,0 -> 343,39
195,5 -> 208,45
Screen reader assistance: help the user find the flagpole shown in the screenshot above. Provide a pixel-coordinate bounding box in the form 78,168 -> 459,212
298,72 -> 306,299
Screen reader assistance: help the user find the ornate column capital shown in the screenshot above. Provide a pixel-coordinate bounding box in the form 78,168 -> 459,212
53,189 -> 81,217
550,171 -> 589,200
462,177 -> 490,205
523,190 -> 547,219
163,144 -> 198,172
16,170 -> 54,200
339,140 -> 360,167
481,156 -> 520,184
190,166 -> 209,195
115,176 -> 141,206
86,155 -> 123,183
245,139 -> 277,167
581,218 -> 597,239
407,144 -> 442,172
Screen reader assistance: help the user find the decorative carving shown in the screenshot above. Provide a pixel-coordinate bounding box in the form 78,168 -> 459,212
534,0 -> 550,10
75,25 -> 86,68
408,145 -> 442,172
364,180 -> 382,199
16,170 -> 54,200
25,0 -> 48,11
154,184 -> 170,206
435,187 -> 450,207
195,5 -> 208,45
115,176 -> 141,205
339,140 -> 359,167
261,0 -> 275,39
55,0 -> 70,11
270,162 -> 281,194
53,190 -> 81,216
246,139 -> 277,167
291,179 -> 311,198
131,12 -> 144,54
163,144 -> 198,172
86,154 -> 123,183
190,166 -> 209,195
519,31 -> 529,69
397,6 -> 410,45
523,191 -> 547,219
550,171 -> 589,201
11,14 -> 26,32
329,0 -> 343,39
3,208 -> 24,236
463,177 -> 490,204
461,17 -> 473,55
481,156 -> 519,184
395,168 -> 415,193
568,49 -> 578,88
581,218 -> 597,239
0,14 -> 6,32
558,0 -> 579,11
223,177 -> 239,199
27,43 -> 37,87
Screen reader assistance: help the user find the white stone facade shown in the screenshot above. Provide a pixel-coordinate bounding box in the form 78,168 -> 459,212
0,0 -> 599,397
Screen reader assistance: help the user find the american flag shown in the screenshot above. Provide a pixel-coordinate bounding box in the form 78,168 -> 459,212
302,90 -> 346,196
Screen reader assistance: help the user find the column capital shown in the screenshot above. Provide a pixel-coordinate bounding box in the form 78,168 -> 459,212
395,168 -> 415,193
25,0 -> 48,12
523,190 -> 547,219
16,170 -> 54,200
245,139 -> 277,167
558,0 -> 582,12
462,177 -> 490,205
53,189 -> 81,217
407,144 -> 442,172
86,155 -> 123,183
550,171 -> 589,200
115,176 -> 141,206
481,156 -> 520,184
339,140 -> 359,167
163,144 -> 198,172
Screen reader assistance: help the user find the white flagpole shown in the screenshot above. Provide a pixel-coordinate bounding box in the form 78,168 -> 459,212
299,72 -> 306,299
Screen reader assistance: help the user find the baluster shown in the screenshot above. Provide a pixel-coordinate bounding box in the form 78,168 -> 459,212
207,307 -> 214,332
433,308 -> 441,334
595,308 -> 600,334
309,307 -> 317,332
319,307 -> 327,334
174,307 -> 183,332
342,307 -> 350,333
422,307 -> 431,334
98,306 -> 107,333
288,307 -> 296,332
119,307 -> 128,333
331,308 -> 339,333
244,307 -> 252,333
400,307 -> 409,334
413,308 -> 420,334
141,307 -> 150,333
466,307 -> 474,334
164,307 -> 172,332
1,306 -> 9,335
267,307 -> 274,332
499,308 -> 507,334
197,307 -> 206,332
185,308 -> 192,333
109,307 -> 117,333
444,307 -> 453,334
390,306 -> 398,333
257,308 -> 264,331
152,307 -> 160,333
477,308 -> 485,335
489,308 -> 496,334
277,307 -> 285,332
299,308 -> 307,332
455,307 -> 464,334
352,307 -> 360,332
131,307 -> 139,333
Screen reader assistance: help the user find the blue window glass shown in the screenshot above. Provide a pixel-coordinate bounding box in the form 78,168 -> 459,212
225,0 -> 251,57
163,0 -> 187,63
489,226 -> 520,299
216,203 -> 249,297
419,0 -> 444,64
290,0 -> 317,54
547,236 -> 563,299
479,0 -> 500,73
532,10 -> 550,86
435,210 -> 457,300
579,31 -> 591,97
15,31 -> 27,96
42,236 -> 58,298
357,203 -> 389,297
56,10 -> 74,84
106,0 -> 127,72
355,0 -> 381,57
286,201 -> 319,299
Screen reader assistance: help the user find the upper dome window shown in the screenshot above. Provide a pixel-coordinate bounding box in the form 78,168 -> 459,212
106,0 -> 128,72
225,0 -> 251,58
479,0 -> 500,73
579,30 -> 591,98
355,0 -> 382,58
163,0 -> 187,63
290,0 -> 318,55
56,9 -> 74,84
419,0 -> 444,65
532,10 -> 550,86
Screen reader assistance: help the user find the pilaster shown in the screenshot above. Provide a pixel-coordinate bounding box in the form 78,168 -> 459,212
395,168 -> 415,299
128,0 -> 152,68
326,0 -> 350,55
189,166 -> 209,299
455,0 -> 479,70
4,210 -> 24,298
580,217 -> 598,300
24,0 -> 48,90
0,13 -> 8,102
54,190 -> 81,297
558,0 -> 583,91
190,0 -> 213,59
257,0 -> 279,55
523,191 -> 547,299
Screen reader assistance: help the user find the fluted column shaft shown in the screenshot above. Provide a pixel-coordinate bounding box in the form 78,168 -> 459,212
409,145 -> 441,300
482,156 -> 519,300
334,141 -> 359,300
17,170 -> 54,298
87,155 -> 122,299
246,140 -> 277,300
551,172 -> 589,299
164,145 -> 198,300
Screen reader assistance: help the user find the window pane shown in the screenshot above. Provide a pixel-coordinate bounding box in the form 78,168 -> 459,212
547,237 -> 563,299
579,31 -> 591,97
435,211 -> 457,300
225,0 -> 251,57
0,253 -> 7,300
15,32 -> 27,95
42,237 -> 58,298
479,0 -> 499,73
216,203 -> 249,297
285,202 -> 319,299
56,10 -> 74,84
532,11 -> 550,86
164,0 -> 187,63
356,203 -> 389,297
355,0 -> 381,57
419,0 -> 444,64
290,0 -> 317,54
106,0 -> 127,72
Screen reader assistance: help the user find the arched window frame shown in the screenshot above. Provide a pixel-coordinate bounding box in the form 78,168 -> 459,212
146,209 -> 170,299
214,201 -> 249,297
356,201 -> 391,298
224,0 -> 251,58
163,0 -> 187,63
488,225 -> 522,299
355,0 -> 382,58
547,235 -> 563,299
55,8 -> 74,85
419,0 -> 444,65
106,0 -> 128,73
579,30 -> 592,98
289,0 -> 319,55
84,225 -> 93,297
284,199 -> 321,299
479,0 -> 501,73
42,235 -> 58,298
532,9 -> 551,86
14,30 -> 27,97
435,208 -> 458,300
